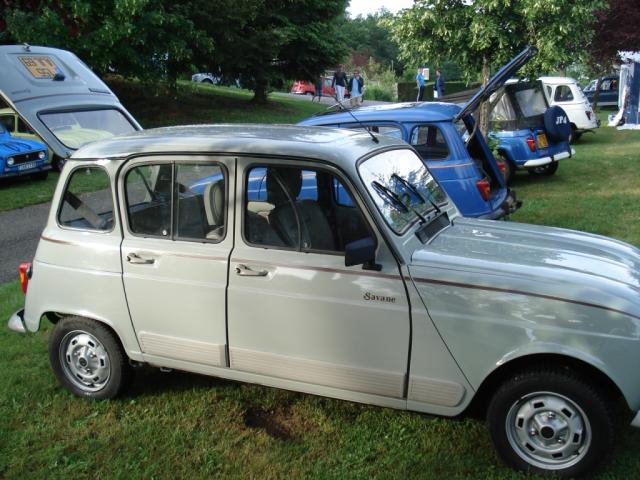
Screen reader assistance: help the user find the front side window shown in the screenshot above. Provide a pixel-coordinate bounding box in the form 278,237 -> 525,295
17,117 -> 34,134
40,109 -> 136,150
359,149 -> 447,234
125,162 -> 226,241
0,115 -> 13,133
244,165 -> 370,252
554,85 -> 574,102
410,125 -> 450,160
59,167 -> 114,231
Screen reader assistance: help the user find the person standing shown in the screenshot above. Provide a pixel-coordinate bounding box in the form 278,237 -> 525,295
416,68 -> 426,101
434,69 -> 445,99
348,70 -> 365,107
312,76 -> 323,102
332,66 -> 348,103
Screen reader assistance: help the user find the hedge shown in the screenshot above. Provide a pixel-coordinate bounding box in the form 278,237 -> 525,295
397,81 -> 481,102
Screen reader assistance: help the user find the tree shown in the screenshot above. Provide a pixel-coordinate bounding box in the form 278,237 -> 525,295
587,0 -> 640,110
198,0 -> 348,103
389,0 -> 605,133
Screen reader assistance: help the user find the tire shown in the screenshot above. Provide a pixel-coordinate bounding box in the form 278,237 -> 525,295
527,161 -> 559,177
544,106 -> 572,142
497,153 -> 515,185
569,125 -> 582,144
31,171 -> 49,181
202,79 -> 213,85
48,316 -> 131,399
487,369 -> 615,478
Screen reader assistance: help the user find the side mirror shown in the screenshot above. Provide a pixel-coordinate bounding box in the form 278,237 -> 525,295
345,237 -> 379,269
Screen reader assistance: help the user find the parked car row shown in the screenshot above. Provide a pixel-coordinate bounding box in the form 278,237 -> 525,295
3,44 -> 639,479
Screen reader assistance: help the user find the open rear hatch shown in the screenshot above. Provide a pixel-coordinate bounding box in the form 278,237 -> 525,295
0,45 -> 141,160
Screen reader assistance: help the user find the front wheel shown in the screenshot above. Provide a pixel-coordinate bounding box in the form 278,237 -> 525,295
527,161 -> 558,177
49,316 -> 131,399
487,369 -> 615,477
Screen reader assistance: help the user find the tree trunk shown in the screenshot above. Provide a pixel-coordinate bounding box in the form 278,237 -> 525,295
478,55 -> 491,137
252,78 -> 269,104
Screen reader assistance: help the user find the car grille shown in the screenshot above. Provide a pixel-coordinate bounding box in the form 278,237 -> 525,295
10,152 -> 42,165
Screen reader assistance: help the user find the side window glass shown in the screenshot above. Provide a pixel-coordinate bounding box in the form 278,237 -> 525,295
545,85 -> 553,99
59,167 -> 114,231
17,117 -> 34,134
0,116 -> 14,132
349,125 -> 402,139
554,85 -> 574,102
410,125 -> 450,160
245,166 -> 370,253
125,164 -> 173,237
175,164 -> 226,241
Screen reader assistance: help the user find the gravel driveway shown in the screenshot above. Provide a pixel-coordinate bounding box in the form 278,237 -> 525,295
0,202 -> 50,284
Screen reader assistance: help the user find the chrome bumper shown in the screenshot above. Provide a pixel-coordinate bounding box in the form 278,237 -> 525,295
523,148 -> 576,167
8,309 -> 26,333
632,411 -> 640,428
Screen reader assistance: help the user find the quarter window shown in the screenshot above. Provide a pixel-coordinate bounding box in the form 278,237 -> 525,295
125,162 -> 226,241
59,167 -> 114,231
410,125 -> 449,160
244,165 -> 369,252
554,85 -> 574,102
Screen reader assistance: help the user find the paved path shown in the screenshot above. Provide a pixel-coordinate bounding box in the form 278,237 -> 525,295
0,202 -> 50,283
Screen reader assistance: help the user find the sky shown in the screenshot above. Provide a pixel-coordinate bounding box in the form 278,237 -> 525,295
347,0 -> 415,18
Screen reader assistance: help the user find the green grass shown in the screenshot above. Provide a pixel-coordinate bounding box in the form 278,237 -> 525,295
2,98 -> 640,478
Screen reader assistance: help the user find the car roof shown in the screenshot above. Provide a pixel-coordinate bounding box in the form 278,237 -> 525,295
300,102 -> 463,125
538,76 -> 578,85
72,124 -> 409,167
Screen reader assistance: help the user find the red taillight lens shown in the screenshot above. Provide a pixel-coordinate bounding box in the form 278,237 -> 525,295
19,262 -> 32,294
526,136 -> 536,152
476,178 -> 491,201
497,162 -> 506,175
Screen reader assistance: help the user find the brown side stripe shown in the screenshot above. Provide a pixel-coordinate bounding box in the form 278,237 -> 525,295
412,276 -> 640,321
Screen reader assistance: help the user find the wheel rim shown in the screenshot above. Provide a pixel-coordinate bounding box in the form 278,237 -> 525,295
59,330 -> 111,392
505,391 -> 591,470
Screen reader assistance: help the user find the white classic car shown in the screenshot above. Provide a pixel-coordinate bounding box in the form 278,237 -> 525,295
6,124 -> 640,478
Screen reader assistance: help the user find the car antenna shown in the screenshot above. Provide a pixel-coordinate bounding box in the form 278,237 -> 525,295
341,101 -> 378,143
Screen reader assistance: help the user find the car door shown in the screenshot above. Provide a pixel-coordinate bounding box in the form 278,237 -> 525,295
119,155 -> 234,368
227,159 -> 411,398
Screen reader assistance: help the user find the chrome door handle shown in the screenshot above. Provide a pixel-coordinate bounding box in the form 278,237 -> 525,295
127,252 -> 156,265
235,264 -> 268,277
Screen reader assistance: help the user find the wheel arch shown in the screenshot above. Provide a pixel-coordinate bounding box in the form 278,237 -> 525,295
469,353 -> 628,415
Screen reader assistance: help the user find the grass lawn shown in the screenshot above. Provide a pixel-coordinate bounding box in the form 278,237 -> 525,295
1,98 -> 640,478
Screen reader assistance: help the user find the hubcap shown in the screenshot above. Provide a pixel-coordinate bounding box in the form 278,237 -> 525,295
59,330 -> 111,392
505,392 -> 591,470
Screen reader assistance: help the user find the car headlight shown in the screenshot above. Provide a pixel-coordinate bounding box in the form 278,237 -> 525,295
38,151 -> 45,160
7,157 -> 14,166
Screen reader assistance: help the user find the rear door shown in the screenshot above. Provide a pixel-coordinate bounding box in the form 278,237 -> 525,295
119,156 -> 233,368
0,45 -> 141,159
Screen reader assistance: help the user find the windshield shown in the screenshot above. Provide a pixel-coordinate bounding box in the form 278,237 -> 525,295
39,109 -> 136,149
359,149 -> 448,234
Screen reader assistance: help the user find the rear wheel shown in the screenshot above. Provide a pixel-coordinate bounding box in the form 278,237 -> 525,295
49,316 -> 131,399
569,125 -> 582,144
528,161 -> 558,177
487,369 -> 615,477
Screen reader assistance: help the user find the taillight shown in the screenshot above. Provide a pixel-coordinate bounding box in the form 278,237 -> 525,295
526,136 -> 536,152
497,162 -> 506,175
19,262 -> 32,294
476,178 -> 491,201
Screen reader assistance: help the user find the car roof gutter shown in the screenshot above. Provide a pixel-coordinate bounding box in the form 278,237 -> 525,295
453,46 -> 538,123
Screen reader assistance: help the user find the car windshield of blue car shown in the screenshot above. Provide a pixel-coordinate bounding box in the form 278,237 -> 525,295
514,88 -> 547,117
40,109 -> 136,150
359,149 -> 447,235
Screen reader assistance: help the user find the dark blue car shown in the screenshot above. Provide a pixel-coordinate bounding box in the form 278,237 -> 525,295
0,122 -> 50,180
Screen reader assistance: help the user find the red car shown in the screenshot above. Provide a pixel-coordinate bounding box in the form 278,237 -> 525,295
290,76 -> 350,98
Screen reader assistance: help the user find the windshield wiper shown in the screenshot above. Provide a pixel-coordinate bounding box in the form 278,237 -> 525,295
371,180 -> 428,224
391,174 -> 441,214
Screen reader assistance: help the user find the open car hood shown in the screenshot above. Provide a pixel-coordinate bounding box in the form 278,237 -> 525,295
0,45 -> 141,159
453,46 -> 537,122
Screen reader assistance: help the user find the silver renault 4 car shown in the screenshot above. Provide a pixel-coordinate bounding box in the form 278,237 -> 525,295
3,45 -> 640,478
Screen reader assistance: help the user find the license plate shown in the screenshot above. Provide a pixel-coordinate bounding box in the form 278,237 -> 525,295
537,133 -> 549,149
17,161 -> 37,171
18,55 -> 59,79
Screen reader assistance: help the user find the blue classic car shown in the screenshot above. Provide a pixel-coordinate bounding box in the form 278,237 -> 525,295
0,121 -> 50,180
298,49 -> 543,219
488,79 -> 574,183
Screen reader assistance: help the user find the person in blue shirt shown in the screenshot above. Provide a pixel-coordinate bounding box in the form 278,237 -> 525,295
416,68 -> 426,101
349,70 -> 365,107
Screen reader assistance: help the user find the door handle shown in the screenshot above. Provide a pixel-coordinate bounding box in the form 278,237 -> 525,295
127,252 -> 156,265
235,264 -> 268,277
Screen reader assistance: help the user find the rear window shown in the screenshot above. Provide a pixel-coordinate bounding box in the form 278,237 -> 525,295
514,88 -> 547,117
58,167 -> 114,231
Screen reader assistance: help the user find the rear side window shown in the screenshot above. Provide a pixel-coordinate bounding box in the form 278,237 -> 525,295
410,125 -> 450,160
0,115 -> 13,132
59,167 -> 114,231
125,162 -> 226,241
554,85 -> 574,102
